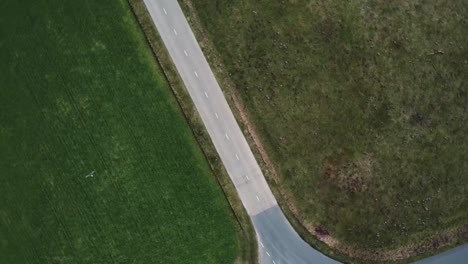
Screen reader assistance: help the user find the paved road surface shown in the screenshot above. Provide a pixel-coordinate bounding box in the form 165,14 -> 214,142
142,1 -> 467,263
415,244 -> 468,264
142,1 -> 339,263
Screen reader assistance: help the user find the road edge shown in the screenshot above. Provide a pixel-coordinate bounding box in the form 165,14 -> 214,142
176,1 -> 468,263
127,1 -> 258,263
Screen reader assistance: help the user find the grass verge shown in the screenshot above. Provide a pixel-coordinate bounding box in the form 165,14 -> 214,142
178,0 -> 468,263
127,1 -> 258,263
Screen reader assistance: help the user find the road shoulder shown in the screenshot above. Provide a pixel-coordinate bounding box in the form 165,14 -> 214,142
127,1 -> 258,263
175,0 -> 468,263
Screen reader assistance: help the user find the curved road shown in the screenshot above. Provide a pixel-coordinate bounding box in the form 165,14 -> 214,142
142,1 -> 467,263
142,0 -> 339,263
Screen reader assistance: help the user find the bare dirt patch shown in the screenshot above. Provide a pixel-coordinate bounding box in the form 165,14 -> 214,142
323,153 -> 375,193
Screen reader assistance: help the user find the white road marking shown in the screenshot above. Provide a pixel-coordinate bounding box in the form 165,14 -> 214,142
184,50 -> 188,56
256,195 -> 260,201
163,8 -> 167,15
266,251 -> 271,257
235,154 -> 240,160
273,261 -> 276,264
245,175 -> 250,180
144,1 -> 350,262
204,91 -> 209,98
215,112 -> 219,119
225,133 -> 230,140
194,71 -> 198,78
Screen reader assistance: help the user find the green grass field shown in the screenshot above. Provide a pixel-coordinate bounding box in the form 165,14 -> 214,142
0,0 -> 240,263
184,0 -> 468,258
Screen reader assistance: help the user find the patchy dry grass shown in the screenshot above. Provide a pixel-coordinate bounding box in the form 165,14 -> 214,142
181,0 -> 468,261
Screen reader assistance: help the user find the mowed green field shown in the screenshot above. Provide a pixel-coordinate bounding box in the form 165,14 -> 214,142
0,0 -> 239,263
185,0 -> 468,255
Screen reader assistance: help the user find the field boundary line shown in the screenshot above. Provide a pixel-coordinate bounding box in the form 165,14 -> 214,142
176,0 -> 468,263
127,1 -> 258,263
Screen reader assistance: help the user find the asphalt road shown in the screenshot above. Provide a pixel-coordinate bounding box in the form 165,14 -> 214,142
142,1 -> 468,263
142,1 -> 340,263
415,244 -> 468,264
